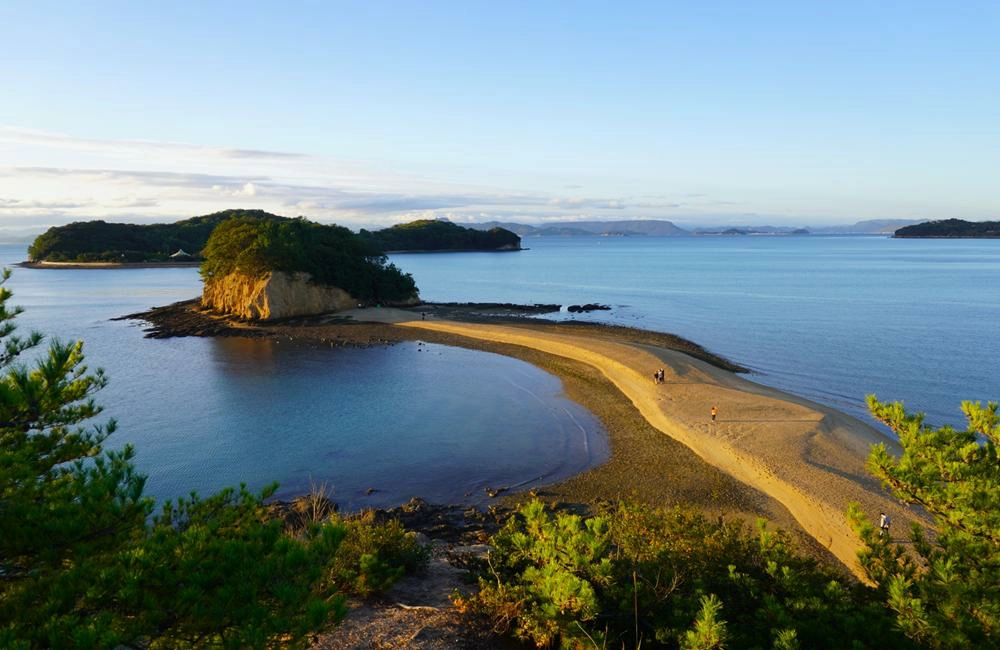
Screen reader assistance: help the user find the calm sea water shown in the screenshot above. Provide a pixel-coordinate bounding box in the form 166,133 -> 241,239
392,235 -> 1000,427
4,235 -> 996,507
0,244 -> 607,508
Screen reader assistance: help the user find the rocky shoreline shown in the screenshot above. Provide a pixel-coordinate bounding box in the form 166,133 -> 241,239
118,298 -> 747,372
271,495 -> 509,545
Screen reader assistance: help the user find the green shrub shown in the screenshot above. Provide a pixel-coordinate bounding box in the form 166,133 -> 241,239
849,396 -> 1000,648
467,500 -> 907,649
324,510 -> 430,598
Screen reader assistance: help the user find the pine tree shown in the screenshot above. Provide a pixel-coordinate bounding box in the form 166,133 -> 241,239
0,269 -> 346,648
849,395 -> 1000,648
681,594 -> 728,650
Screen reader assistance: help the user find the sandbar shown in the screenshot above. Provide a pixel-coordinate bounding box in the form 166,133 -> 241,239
125,300 -> 923,578
336,308 -> 921,578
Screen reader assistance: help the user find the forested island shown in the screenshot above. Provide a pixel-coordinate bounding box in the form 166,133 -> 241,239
200,214 -> 417,319
894,218 -> 1000,238
26,211 -> 521,263
358,219 -> 521,251
26,209 -> 285,263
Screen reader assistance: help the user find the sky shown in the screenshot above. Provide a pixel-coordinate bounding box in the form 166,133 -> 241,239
1,1 -> 998,234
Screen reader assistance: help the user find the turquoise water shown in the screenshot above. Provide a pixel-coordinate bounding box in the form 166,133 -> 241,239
0,245 -> 608,508
392,235 -> 1000,427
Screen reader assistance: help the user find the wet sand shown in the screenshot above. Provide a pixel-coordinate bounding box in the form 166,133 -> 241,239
332,308 -> 921,578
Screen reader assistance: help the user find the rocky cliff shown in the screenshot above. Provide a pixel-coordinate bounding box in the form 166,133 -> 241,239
202,271 -> 358,320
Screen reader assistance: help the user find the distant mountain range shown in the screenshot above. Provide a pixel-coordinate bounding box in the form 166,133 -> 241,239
472,220 -> 688,237
467,218 -> 922,237
810,219 -> 922,234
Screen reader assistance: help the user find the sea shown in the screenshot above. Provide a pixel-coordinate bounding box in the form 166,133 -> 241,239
393,236 -> 1000,428
2,235 -> 997,507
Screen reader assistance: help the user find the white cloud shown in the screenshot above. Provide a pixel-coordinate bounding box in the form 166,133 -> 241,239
0,126 -> 308,161
0,125 -> 817,230
212,182 -> 258,198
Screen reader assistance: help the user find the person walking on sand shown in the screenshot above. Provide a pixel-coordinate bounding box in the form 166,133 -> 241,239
879,512 -> 891,537
710,405 -> 718,422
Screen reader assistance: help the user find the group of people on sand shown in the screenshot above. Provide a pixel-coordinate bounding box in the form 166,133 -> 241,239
652,368 -> 665,384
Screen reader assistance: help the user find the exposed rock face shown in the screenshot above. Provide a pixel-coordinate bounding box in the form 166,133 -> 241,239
202,271 -> 357,320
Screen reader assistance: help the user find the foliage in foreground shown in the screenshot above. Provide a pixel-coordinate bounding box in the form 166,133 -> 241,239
462,499 -> 904,649
324,510 -> 430,598
849,396 -> 1000,649
201,215 -> 417,303
0,271 -> 418,648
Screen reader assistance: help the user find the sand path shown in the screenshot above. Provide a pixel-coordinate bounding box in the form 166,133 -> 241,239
343,308 -> 917,577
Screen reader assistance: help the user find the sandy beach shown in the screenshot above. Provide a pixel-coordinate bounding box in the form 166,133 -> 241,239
325,307 -> 921,578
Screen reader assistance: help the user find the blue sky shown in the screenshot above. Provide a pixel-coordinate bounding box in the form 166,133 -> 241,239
1,1 -> 997,231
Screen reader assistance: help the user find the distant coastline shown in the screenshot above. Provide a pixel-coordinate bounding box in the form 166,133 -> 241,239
383,246 -> 523,254
19,260 -> 201,269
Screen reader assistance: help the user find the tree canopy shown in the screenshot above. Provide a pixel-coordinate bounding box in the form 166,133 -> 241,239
27,210 -> 287,263
28,212 -> 522,264
200,215 -> 417,303
849,396 -> 1000,648
358,219 -> 521,252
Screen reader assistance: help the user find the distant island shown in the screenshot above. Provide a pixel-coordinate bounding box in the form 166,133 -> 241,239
472,219 -> 689,237
358,219 -> 521,252
469,218 -> 921,237
893,218 -> 1000,238
25,214 -> 950,262
25,211 -> 521,264
26,209 -> 288,263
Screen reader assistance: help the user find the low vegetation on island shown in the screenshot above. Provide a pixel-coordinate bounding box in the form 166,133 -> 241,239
358,219 -> 521,252
201,215 -> 417,305
894,218 -> 1000,238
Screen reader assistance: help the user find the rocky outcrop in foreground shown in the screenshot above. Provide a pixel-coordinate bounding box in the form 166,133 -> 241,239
202,271 -> 357,320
